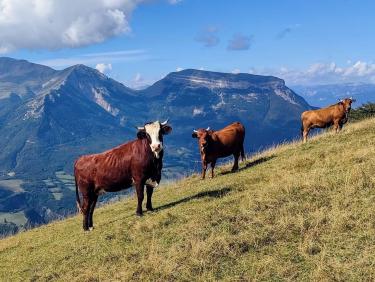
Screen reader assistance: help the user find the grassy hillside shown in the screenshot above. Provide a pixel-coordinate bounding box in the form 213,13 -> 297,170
1,118 -> 375,281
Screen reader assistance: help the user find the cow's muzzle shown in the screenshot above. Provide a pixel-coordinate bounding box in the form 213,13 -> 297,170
151,144 -> 163,158
151,143 -> 162,152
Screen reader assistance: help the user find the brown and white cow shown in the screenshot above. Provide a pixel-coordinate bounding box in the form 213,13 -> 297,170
74,120 -> 172,231
301,98 -> 355,143
192,122 -> 245,179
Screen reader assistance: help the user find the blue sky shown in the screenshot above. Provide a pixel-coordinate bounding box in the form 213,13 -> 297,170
2,0 -> 375,87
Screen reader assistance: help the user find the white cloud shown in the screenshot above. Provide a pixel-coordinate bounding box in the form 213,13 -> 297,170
95,63 -> 112,74
276,24 -> 300,40
253,61 -> 375,85
82,49 -> 145,57
126,72 -> 153,89
176,67 -> 184,72
227,34 -> 253,51
231,68 -> 241,74
192,107 -> 204,116
37,49 -> 149,68
0,0 -> 143,52
195,26 -> 220,47
168,0 -> 182,4
134,73 -> 142,82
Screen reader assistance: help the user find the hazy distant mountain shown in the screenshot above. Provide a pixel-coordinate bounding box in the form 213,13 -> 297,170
0,58 -> 313,235
292,83 -> 375,108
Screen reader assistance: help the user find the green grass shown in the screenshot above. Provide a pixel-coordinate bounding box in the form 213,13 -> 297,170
0,118 -> 375,281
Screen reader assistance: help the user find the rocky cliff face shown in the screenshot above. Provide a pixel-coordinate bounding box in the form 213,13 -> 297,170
141,69 -> 312,174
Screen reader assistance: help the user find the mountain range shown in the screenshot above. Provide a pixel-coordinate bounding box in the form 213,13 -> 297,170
292,83 -> 375,108
0,57 -> 313,235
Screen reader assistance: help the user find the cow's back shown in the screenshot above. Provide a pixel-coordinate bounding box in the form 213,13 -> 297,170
211,122 -> 245,157
302,104 -> 344,127
215,122 -> 244,142
74,139 -> 151,192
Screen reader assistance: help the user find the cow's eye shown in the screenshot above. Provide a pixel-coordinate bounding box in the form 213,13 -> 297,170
137,131 -> 147,139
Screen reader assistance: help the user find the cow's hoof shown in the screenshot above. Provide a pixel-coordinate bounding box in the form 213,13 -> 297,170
147,207 -> 154,212
89,227 -> 94,231
136,211 -> 143,217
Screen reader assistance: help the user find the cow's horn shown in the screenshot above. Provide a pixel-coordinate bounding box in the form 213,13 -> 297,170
206,127 -> 210,131
137,126 -> 145,130
193,129 -> 198,133
161,119 -> 169,126
349,96 -> 353,100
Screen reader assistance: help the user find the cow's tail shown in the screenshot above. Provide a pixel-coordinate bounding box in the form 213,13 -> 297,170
300,123 -> 305,139
240,144 -> 245,161
241,125 -> 246,161
300,112 -> 306,139
75,173 -> 82,214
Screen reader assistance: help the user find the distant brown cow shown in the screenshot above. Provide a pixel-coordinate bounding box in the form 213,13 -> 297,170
301,98 -> 355,143
74,120 -> 172,231
192,122 -> 245,179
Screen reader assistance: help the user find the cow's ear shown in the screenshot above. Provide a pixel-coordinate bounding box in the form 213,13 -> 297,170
192,132 -> 198,138
137,130 -> 147,139
162,125 -> 172,135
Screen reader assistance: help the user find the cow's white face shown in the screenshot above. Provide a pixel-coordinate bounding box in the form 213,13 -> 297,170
144,121 -> 163,157
137,120 -> 172,158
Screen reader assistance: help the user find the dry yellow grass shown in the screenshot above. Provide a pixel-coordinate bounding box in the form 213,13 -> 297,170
0,118 -> 374,281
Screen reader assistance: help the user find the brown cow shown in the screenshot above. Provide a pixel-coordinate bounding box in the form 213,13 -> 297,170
301,98 -> 355,143
74,120 -> 172,231
192,122 -> 245,179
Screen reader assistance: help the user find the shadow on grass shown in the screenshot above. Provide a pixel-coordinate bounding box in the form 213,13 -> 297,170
219,155 -> 275,176
154,186 -> 232,212
244,155 -> 275,169
101,187 -> 231,226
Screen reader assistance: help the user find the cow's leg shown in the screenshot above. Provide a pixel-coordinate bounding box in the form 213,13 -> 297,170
210,160 -> 216,178
81,195 -> 90,231
336,120 -> 344,133
333,122 -> 340,133
146,185 -> 154,211
232,153 -> 240,172
135,182 -> 145,216
339,123 -> 344,131
303,128 -> 310,143
88,194 -> 98,230
201,161 -> 207,179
